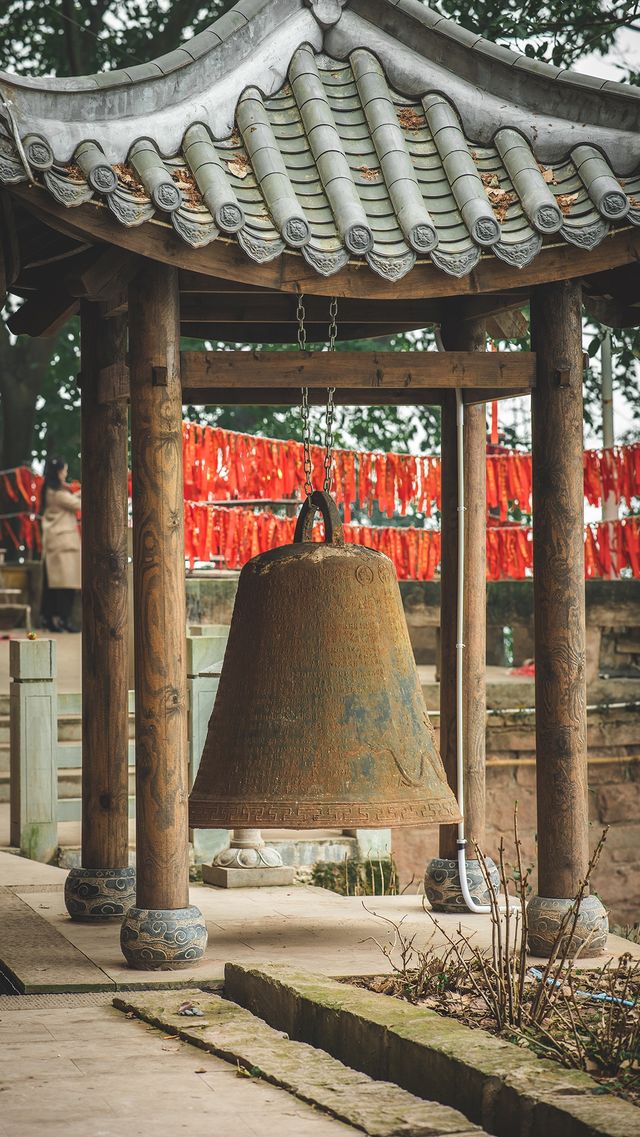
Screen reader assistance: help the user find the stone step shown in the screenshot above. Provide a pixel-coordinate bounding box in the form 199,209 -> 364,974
114,989 -> 487,1137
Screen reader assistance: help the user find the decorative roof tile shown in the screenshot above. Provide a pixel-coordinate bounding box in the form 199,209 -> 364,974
0,0 -> 637,281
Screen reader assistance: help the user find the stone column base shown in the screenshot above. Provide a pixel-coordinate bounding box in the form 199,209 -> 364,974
202,828 -> 295,889
120,905 -> 208,969
527,894 -> 609,958
64,866 -> 136,920
202,863 -> 295,888
424,856 -> 500,913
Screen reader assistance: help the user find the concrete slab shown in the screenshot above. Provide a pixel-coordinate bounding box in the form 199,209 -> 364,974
0,1001 -> 354,1137
0,849 -> 67,887
4,881 -> 638,994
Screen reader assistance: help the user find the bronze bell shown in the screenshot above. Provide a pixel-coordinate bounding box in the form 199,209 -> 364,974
189,491 -> 460,830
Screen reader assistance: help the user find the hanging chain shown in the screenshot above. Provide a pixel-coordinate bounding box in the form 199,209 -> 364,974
323,296 -> 338,493
296,294 -> 307,353
298,294 -> 338,499
298,295 -> 314,499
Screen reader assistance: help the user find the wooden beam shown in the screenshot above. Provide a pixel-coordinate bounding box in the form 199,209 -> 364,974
66,246 -> 140,301
486,309 -> 529,340
11,188 -> 640,302
182,385 -> 445,406
462,386 -> 532,405
180,349 -> 535,391
180,294 -> 444,325
7,290 -> 78,336
583,293 -> 640,329
180,321 -> 428,344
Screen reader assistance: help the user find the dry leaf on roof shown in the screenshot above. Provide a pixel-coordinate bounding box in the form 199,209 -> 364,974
481,172 -> 500,188
556,192 -> 578,215
359,165 -> 381,181
230,128 -> 241,146
114,163 -> 146,196
226,152 -> 251,179
538,163 -> 556,185
628,195 -> 639,209
486,186 -> 516,221
65,163 -> 85,183
470,150 -> 478,162
171,167 -> 200,208
396,106 -> 425,130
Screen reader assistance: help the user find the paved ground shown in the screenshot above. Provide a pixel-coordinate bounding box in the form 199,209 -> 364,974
1,851 -> 638,998
0,996 -> 354,1137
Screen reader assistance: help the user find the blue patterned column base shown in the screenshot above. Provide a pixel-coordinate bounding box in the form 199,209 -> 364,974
424,856 -> 500,913
64,866 -> 136,921
527,894 -> 609,958
120,905 -> 208,970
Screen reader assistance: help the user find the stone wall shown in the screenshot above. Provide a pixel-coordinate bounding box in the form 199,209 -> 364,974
393,717 -> 640,929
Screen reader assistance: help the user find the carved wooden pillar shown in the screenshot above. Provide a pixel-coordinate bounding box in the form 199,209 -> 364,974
64,304 -> 135,920
527,279 -> 607,956
120,262 -> 207,969
425,308 -> 497,911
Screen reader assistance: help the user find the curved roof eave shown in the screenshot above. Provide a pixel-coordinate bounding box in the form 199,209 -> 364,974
0,0 -> 638,285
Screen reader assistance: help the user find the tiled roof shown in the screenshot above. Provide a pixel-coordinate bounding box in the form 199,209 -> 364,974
0,0 -> 638,281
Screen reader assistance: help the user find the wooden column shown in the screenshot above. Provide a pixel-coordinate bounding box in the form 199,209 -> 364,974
438,312 -> 487,861
64,304 -> 135,920
120,261 -> 206,968
527,280 -> 607,956
531,280 -> 588,896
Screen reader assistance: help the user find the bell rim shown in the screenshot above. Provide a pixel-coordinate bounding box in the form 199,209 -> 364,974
189,798 -> 462,828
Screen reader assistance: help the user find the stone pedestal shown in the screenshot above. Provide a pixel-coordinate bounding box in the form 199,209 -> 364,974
120,905 -> 208,969
64,866 -> 135,920
527,894 -> 609,958
202,829 -> 295,888
424,856 -> 500,912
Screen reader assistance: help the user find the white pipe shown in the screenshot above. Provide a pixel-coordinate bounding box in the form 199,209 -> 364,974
454,388 -> 515,915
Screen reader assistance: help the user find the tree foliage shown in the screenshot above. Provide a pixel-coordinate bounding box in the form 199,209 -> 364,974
437,0 -> 639,78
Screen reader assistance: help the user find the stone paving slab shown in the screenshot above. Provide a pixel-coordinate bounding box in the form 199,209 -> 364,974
0,887 -> 113,993
0,1000 -> 354,1137
226,962 -> 640,1137
114,988 -> 486,1137
0,849 -> 67,887
3,881 -> 638,994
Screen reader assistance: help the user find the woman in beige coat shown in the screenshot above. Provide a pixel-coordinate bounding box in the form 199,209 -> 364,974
41,457 -> 81,632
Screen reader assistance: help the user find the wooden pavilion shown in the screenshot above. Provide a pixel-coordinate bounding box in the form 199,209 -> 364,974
0,0 -> 638,966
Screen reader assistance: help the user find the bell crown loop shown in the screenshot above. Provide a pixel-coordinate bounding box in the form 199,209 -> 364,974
294,490 -> 344,546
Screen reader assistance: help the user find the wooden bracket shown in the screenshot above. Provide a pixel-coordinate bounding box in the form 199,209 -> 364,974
152,365 -> 168,387
555,361 -> 571,388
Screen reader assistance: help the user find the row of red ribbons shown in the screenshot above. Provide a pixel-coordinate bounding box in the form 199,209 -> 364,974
184,503 -> 640,581
3,431 -> 639,524
183,424 -> 640,520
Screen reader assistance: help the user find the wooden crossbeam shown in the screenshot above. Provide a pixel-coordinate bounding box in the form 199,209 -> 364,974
181,386 -> 448,406
180,349 -> 536,394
